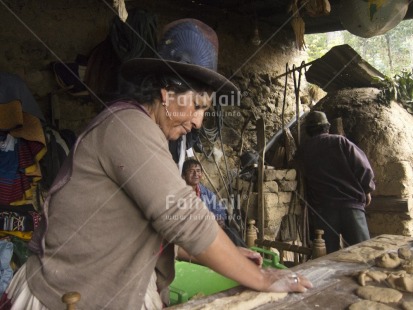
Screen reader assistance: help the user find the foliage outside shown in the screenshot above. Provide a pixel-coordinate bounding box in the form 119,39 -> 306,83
305,19 -> 413,113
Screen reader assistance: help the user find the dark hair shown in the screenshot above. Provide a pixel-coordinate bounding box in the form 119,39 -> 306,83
182,158 -> 202,175
306,124 -> 330,137
117,73 -> 212,105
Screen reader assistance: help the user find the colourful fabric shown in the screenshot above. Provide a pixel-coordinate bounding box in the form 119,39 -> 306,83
0,143 -> 19,180
0,142 -> 22,205
0,100 -> 46,205
26,100 -> 218,309
0,291 -> 12,310
17,139 -> 44,175
0,231 -> 32,241
0,139 -> 45,205
0,100 -> 23,131
0,205 -> 40,232
0,211 -> 39,232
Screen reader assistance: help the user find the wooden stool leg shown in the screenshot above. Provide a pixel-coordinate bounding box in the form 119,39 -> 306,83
312,229 -> 327,258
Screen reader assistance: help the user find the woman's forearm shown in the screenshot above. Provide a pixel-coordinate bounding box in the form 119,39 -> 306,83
194,228 -> 267,290
193,228 -> 312,293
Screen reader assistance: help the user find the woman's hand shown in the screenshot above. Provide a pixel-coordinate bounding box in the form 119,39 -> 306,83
194,228 -> 313,294
238,247 -> 263,267
261,269 -> 313,293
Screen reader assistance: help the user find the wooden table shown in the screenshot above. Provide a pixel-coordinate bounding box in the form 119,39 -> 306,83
169,234 -> 413,310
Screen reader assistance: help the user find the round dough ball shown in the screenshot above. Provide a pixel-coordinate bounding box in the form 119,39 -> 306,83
355,286 -> 403,303
375,252 -> 401,269
349,300 -> 395,310
398,247 -> 412,259
402,301 -> 413,310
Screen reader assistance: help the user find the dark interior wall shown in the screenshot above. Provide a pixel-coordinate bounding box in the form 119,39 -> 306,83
0,0 -> 115,130
0,0 -> 113,89
0,0 -> 310,190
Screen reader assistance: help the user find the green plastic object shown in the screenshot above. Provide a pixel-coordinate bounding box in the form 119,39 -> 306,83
250,246 -> 288,269
169,247 -> 287,305
169,261 -> 239,305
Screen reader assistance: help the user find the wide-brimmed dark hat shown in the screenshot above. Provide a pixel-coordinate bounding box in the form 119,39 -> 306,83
120,18 -> 238,94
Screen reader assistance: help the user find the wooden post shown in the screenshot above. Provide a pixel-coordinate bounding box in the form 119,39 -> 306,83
256,118 -> 266,240
246,219 -> 258,247
62,292 -> 81,310
312,229 -> 327,258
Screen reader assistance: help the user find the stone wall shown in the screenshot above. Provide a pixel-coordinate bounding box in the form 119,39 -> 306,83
237,168 -> 297,239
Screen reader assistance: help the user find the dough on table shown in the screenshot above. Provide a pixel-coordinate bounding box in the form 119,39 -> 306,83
401,301 -> 413,310
189,290 -> 287,310
333,246 -> 386,263
356,270 -> 387,286
375,252 -> 401,269
332,235 -> 412,263
348,300 -> 395,310
355,286 -> 403,303
398,247 -> 412,259
374,235 -> 413,247
386,273 -> 413,292
402,258 -> 413,274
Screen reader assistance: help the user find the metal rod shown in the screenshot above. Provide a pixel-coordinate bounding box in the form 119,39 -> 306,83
272,60 -> 315,81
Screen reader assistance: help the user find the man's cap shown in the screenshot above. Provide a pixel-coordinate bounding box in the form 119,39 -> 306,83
121,19 -> 238,95
305,111 -> 330,127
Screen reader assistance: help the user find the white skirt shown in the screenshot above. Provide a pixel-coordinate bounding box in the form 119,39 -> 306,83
6,264 -> 163,309
6,264 -> 49,310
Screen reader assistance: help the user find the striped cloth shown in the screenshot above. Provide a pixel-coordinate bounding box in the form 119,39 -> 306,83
0,139 -> 44,205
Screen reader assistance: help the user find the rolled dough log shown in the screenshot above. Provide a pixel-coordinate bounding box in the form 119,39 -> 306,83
349,300 -> 395,310
355,286 -> 403,303
333,236 -> 412,263
189,290 -> 287,310
334,247 -> 385,263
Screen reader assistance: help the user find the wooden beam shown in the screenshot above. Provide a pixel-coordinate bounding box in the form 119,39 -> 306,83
366,196 -> 411,213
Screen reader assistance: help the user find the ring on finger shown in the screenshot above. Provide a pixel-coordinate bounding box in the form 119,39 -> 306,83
289,273 -> 299,284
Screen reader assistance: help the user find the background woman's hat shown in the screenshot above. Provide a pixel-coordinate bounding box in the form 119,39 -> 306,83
120,18 -> 238,94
